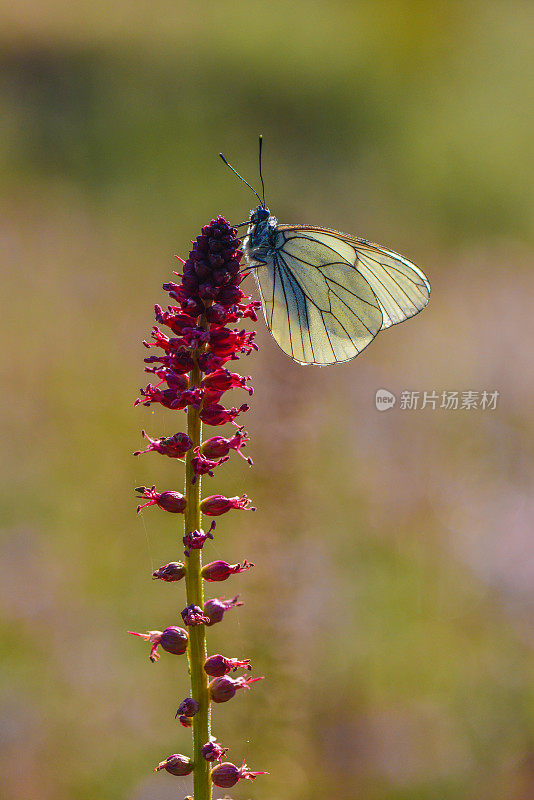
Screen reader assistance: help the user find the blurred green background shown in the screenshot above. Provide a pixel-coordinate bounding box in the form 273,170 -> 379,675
1,2 -> 533,799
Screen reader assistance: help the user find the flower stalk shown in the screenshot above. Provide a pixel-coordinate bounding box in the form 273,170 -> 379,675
184,348 -> 211,800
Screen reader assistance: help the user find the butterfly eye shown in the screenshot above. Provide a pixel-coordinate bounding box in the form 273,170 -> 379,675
250,207 -> 270,224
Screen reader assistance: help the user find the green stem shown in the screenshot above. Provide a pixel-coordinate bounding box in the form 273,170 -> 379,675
184,355 -> 211,800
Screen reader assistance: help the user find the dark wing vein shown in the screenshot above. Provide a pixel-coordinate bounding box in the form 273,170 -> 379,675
281,235 -> 352,263
277,251 -> 328,310
384,261 -> 428,289
325,275 -> 382,311
279,247 -> 347,271
326,280 -> 376,337
319,311 -> 337,361
270,259 -> 276,330
357,250 -> 422,307
356,252 -> 416,311
275,254 -> 294,358
282,262 -> 314,361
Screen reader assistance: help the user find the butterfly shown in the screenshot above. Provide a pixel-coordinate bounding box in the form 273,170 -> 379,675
220,139 -> 430,366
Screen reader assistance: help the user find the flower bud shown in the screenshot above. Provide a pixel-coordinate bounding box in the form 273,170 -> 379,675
134,430 -> 193,458
154,306 -> 197,333
177,715 -> 192,728
191,454 -> 229,482
201,560 -> 254,582
176,697 -> 199,717
201,368 -> 253,395
168,349 -> 195,373
158,369 -> 190,391
181,604 -> 210,626
135,486 -> 186,514
159,626 -> 188,655
200,494 -> 255,516
181,296 -> 205,316
200,404 -> 248,427
204,654 -> 251,677
154,754 -> 193,776
128,626 -> 188,661
197,352 -> 226,374
205,303 -> 228,324
201,738 -> 229,762
183,522 -> 216,556
211,760 -> 268,788
208,675 -> 263,703
198,429 -> 252,464
152,562 -> 186,582
203,595 -> 243,626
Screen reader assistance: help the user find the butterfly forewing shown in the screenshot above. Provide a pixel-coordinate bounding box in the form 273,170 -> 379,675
253,229 -> 384,365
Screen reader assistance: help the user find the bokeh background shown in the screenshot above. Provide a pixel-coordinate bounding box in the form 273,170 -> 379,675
1,2 -> 533,799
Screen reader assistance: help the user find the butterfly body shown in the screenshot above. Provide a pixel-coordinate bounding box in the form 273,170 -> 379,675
243,206 -> 277,262
243,203 -> 430,366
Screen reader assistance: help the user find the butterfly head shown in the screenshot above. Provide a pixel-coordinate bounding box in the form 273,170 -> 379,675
249,206 -> 270,225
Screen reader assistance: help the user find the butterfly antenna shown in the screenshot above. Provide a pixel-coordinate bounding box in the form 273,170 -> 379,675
258,134 -> 266,207
219,152 -> 263,206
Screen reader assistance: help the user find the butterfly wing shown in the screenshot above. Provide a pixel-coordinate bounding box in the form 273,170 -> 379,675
252,225 -> 430,365
252,228 -> 383,365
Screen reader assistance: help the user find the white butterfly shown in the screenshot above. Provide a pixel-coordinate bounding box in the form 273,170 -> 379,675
222,143 -> 430,366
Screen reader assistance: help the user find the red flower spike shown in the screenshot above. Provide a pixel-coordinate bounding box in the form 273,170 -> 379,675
203,595 -> 244,626
208,675 -> 263,703
154,754 -> 193,776
201,560 -> 254,582
204,654 -> 252,677
135,486 -> 186,514
211,760 -> 268,788
200,494 -> 255,516
132,217 -> 262,792
128,626 -> 188,661
134,430 -> 192,459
